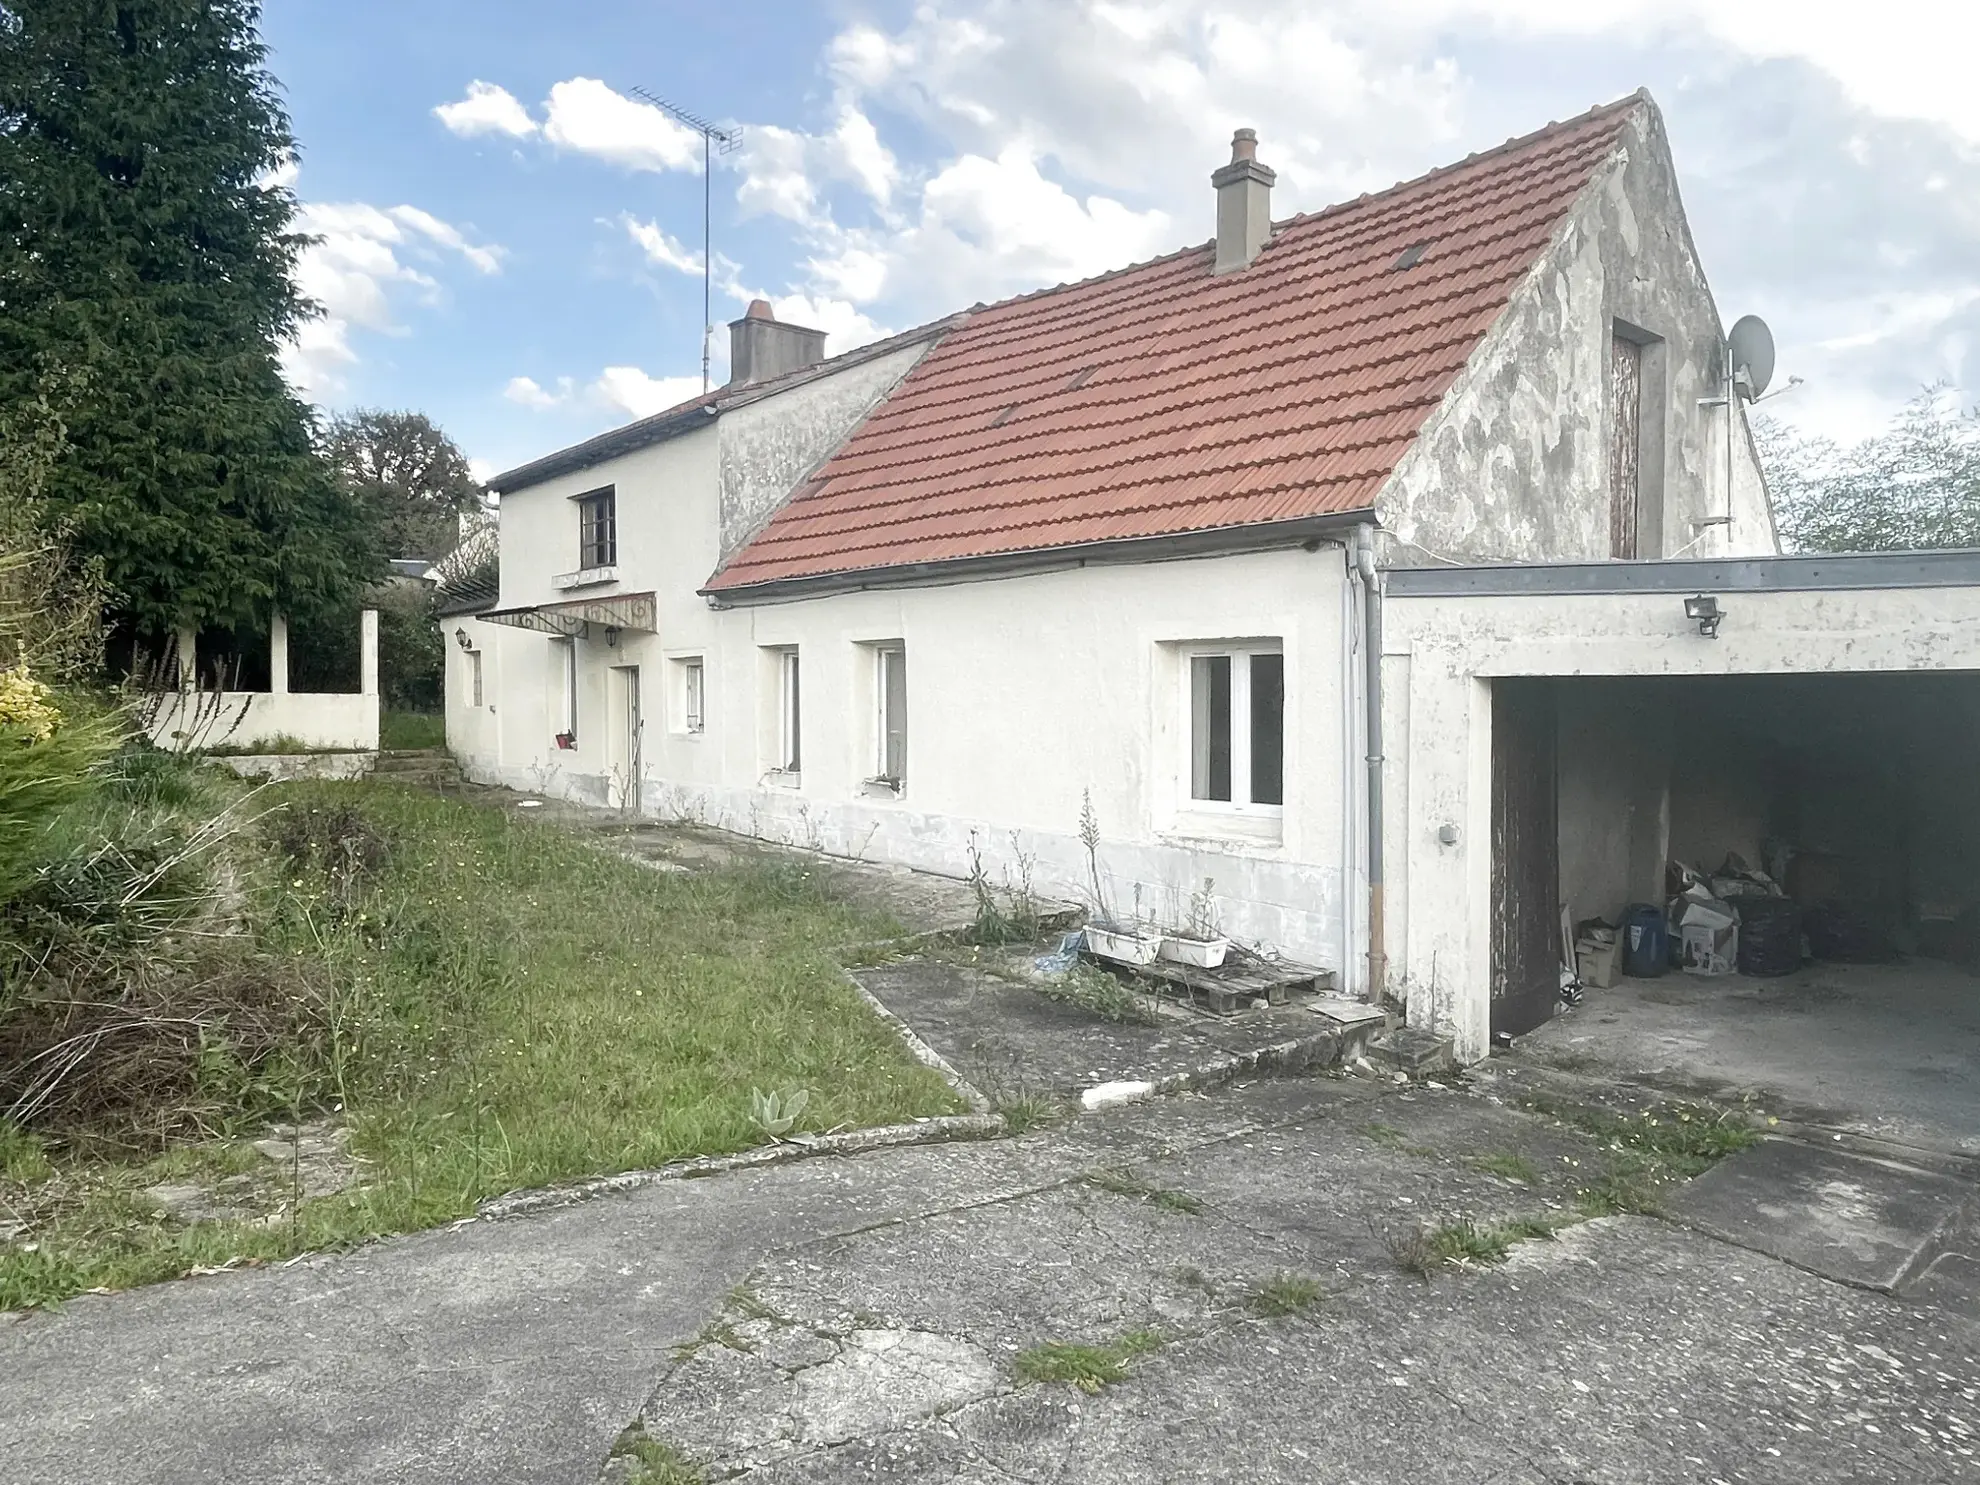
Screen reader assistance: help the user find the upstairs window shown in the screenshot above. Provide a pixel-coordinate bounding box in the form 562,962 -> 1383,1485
1610,333 -> 1642,559
1187,647 -> 1283,809
576,487 -> 617,569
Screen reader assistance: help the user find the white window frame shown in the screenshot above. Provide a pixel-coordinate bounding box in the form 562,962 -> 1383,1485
554,637 -> 578,744
872,643 -> 906,786
1180,642 -> 1284,816
682,657 -> 705,734
467,648 -> 484,709
774,647 -> 801,774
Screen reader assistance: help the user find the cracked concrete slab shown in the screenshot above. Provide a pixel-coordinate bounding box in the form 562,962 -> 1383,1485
615,1090 -> 1980,1484
1661,1137 -> 1973,1291
853,957 -> 1342,1109
0,1092 -> 1287,1485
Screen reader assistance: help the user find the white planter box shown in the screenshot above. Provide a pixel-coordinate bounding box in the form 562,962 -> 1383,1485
1160,934 -> 1231,969
1085,924 -> 1162,966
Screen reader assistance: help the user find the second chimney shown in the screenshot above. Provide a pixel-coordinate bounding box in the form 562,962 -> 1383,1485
1211,128 -> 1275,273
728,300 -> 828,387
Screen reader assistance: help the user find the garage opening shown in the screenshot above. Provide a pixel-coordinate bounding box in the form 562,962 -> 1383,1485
1520,670 -> 1980,1141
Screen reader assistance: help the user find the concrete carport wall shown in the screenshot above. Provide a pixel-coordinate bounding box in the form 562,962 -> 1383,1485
1379,549 -> 1980,1063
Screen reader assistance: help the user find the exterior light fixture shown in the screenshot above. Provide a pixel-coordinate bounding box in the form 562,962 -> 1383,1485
455,627 -> 471,650
1684,594 -> 1723,639
604,626 -> 620,648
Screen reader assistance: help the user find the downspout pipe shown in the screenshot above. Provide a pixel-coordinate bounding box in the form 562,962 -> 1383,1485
1354,524 -> 1387,1005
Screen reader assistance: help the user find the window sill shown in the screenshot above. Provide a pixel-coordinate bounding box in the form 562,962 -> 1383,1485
1161,809 -> 1285,850
860,777 -> 905,801
552,565 -> 619,591
763,769 -> 802,791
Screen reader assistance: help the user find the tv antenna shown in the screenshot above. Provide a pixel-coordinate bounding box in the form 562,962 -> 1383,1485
629,87 -> 742,393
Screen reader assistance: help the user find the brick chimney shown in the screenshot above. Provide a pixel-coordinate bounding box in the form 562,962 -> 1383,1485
728,299 -> 828,387
1211,128 -> 1275,273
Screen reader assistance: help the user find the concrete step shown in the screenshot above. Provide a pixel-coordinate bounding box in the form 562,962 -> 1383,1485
1309,996 -> 1392,1062
367,748 -> 465,789
1365,1025 -> 1456,1077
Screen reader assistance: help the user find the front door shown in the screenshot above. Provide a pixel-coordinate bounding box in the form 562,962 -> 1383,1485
1490,678 -> 1559,1040
612,665 -> 642,811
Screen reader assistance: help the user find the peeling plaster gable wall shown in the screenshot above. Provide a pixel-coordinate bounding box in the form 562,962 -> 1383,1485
716,342 -> 934,566
1376,103 -> 1776,565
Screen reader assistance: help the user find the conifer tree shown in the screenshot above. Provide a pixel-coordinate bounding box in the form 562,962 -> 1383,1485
0,0 -> 375,646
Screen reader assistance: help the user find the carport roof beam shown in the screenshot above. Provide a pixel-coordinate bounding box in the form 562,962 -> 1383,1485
1386,549 -> 1980,598
478,591 -> 658,638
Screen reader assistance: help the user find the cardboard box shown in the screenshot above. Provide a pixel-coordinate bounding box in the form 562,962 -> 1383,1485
1576,941 -> 1619,989
1679,897 -> 1739,975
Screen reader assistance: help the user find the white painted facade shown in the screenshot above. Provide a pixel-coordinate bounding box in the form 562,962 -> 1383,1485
452,103 -> 1785,1019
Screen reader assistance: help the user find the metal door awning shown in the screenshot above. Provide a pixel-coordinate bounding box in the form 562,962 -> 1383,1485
478,591 -> 657,638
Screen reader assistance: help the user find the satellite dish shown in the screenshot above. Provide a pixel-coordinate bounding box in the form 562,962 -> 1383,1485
1727,314 -> 1775,401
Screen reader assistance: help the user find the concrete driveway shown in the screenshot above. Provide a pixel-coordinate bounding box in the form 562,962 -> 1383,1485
2,1075 -> 1975,1485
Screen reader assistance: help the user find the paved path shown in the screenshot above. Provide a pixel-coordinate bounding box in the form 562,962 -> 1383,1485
4,1075 -> 1976,1484
0,1088 -> 1299,1484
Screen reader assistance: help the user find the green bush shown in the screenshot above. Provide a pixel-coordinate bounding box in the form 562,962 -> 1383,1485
0,688 -> 123,904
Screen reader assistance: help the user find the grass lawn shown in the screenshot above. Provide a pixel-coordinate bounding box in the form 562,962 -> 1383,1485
379,711 -> 446,750
0,783 -> 960,1308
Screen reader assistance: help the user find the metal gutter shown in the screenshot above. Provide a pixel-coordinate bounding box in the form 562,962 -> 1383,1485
702,509 -> 1379,606
1385,548 -> 1980,599
1352,526 -> 1386,1005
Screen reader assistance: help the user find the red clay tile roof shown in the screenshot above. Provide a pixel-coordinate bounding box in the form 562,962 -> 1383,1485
706,95 -> 1645,595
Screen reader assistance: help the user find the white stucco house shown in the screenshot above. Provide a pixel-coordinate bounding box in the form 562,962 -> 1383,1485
445,91 -> 1980,1064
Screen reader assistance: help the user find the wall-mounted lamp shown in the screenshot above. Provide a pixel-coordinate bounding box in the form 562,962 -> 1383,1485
1684,594 -> 1723,639
454,627 -> 471,650
604,626 -> 620,649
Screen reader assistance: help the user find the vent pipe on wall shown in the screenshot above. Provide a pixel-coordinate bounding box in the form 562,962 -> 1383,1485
1354,523 -> 1387,1005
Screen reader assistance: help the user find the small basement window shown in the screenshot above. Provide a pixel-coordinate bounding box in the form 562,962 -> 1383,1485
576,487 -> 617,569
1187,646 -> 1284,810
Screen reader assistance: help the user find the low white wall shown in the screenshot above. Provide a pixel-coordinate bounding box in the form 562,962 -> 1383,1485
148,689 -> 379,753
216,751 -> 377,781
1384,583 -> 1980,1061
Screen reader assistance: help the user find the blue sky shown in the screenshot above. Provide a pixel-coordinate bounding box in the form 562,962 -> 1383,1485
261,1 -> 1980,479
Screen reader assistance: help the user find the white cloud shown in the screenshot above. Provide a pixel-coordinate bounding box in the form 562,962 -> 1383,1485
434,80 -> 538,139
591,366 -> 706,419
284,187 -> 505,399
543,78 -> 706,173
280,317 -> 357,400
622,215 -> 703,275
1383,0 -> 1980,144
258,153 -> 300,192
504,375 -> 575,411
756,291 -> 892,352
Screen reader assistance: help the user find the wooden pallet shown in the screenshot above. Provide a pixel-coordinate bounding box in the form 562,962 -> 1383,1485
1113,954 -> 1337,1015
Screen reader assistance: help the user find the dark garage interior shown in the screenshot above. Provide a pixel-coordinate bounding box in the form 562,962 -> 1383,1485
1499,672 -> 1980,1149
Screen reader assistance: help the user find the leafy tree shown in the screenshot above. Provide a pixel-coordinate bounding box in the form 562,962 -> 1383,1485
1760,390 -> 1980,553
325,409 -> 485,562
0,0 -> 375,644
373,580 -> 444,713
